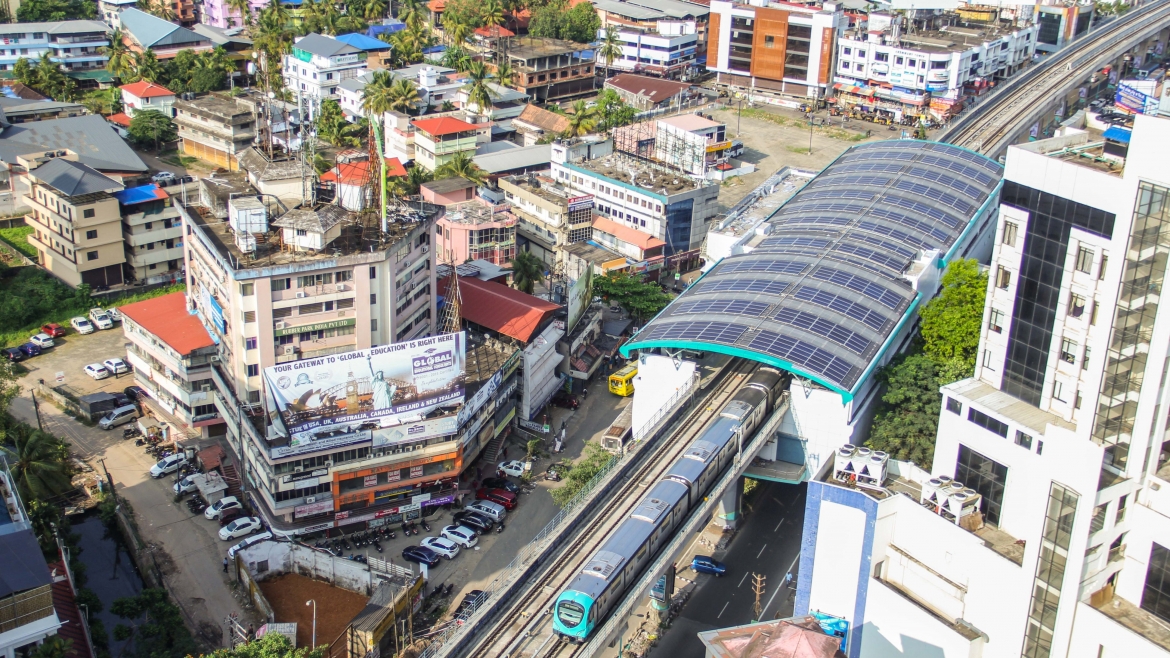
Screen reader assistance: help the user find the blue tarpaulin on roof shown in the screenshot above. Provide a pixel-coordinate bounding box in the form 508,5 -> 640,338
112,184 -> 166,205
1103,126 -> 1132,143
367,21 -> 405,37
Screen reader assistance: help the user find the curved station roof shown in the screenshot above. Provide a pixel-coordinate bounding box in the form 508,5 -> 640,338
621,140 -> 1003,400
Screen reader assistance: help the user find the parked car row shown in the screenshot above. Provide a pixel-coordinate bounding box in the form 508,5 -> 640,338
399,500 -> 509,568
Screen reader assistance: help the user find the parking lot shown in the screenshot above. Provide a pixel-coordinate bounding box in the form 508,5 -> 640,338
14,322 -> 133,400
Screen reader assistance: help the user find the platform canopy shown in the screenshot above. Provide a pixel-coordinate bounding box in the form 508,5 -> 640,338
621,140 -> 1003,401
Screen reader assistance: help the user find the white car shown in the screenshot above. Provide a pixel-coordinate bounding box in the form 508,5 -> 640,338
228,531 -> 272,558
70,317 -> 94,334
421,536 -> 460,559
219,516 -> 262,541
88,309 -> 113,330
103,358 -> 129,375
149,453 -> 187,478
440,525 -> 478,549
205,496 -> 242,519
84,363 -> 110,380
29,333 -> 54,349
105,308 -> 122,323
173,474 -> 198,494
497,460 -> 525,478
151,171 -> 176,183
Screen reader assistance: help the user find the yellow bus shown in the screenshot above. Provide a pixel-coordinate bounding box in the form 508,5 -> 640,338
609,363 -> 638,396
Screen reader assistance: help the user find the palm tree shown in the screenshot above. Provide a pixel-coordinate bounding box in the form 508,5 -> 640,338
440,45 -> 471,72
363,0 -> 387,21
481,0 -> 504,28
320,117 -> 360,146
404,164 -> 432,195
133,50 -> 163,83
493,60 -> 515,88
102,28 -> 134,80
397,0 -> 424,28
226,0 -> 253,28
81,87 -> 121,115
137,0 -> 175,21
596,26 -> 622,79
435,152 -> 487,187
447,20 -> 473,46
386,77 -> 421,113
361,69 -> 395,115
463,60 -> 496,115
509,250 -> 544,294
565,100 -> 597,136
1,425 -> 71,501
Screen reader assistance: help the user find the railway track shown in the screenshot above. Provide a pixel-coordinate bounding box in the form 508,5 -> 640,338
944,0 -> 1170,155
463,359 -> 760,658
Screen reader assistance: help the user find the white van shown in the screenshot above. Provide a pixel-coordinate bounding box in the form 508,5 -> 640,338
99,404 -> 139,430
466,500 -> 506,522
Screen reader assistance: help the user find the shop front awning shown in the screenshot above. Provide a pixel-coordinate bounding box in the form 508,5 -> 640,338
833,82 -> 874,96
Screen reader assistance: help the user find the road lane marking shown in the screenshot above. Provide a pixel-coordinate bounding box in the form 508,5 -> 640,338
757,543 -> 768,559
774,518 -> 784,532
738,572 -> 749,588
718,602 -> 730,619
761,554 -> 801,619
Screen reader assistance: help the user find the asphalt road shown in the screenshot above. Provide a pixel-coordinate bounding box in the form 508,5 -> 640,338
654,480 -> 806,657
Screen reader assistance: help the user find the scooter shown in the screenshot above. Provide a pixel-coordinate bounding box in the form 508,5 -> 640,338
123,427 -> 141,439
495,522 -> 505,534
372,539 -> 384,553
443,583 -> 455,597
421,519 -> 431,532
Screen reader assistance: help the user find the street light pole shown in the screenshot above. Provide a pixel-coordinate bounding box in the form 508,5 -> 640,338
306,599 -> 316,649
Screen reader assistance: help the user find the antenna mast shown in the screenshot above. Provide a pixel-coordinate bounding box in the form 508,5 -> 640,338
437,263 -> 463,335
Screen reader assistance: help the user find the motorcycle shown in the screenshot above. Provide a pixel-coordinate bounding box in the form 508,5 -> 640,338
495,522 -> 505,534
444,583 -> 455,597
372,539 -> 384,553
421,519 -> 431,532
123,427 -> 141,439
135,438 -> 145,446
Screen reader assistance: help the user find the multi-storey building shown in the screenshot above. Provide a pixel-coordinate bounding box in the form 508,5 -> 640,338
283,33 -> 367,100
338,65 -> 466,120
613,113 -> 733,177
505,37 -> 596,103
435,201 -> 517,266
173,93 -> 257,171
200,0 -> 266,29
591,0 -> 711,63
705,0 -> 845,101
119,291 -> 222,435
833,12 -> 1037,120
596,21 -> 700,80
120,81 -> 176,119
99,0 -> 138,29
410,116 -> 479,172
22,151 -> 126,288
114,183 -> 183,285
796,115 -> 1170,658
499,172 -> 595,272
0,21 -> 110,75
1032,1 -> 1094,54
118,9 -> 208,57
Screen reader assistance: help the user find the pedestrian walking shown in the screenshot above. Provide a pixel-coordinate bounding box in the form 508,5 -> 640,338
223,557 -> 229,573
582,387 -> 589,399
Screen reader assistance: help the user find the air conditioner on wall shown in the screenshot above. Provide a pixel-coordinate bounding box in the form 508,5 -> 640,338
296,292 -> 307,298
305,496 -> 317,504
284,345 -> 298,355
295,465 -> 304,472
275,322 -> 286,330
324,460 -> 333,468
337,284 -> 348,291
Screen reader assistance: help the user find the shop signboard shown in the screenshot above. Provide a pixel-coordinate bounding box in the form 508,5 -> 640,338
294,500 -> 333,518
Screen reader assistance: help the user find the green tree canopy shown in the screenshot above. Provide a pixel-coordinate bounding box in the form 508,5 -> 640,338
509,250 -> 544,294
127,109 -> 177,151
206,632 -> 326,658
110,589 -> 197,658
593,271 -> 671,321
17,0 -> 95,21
918,258 -> 987,380
0,422 -> 72,501
529,0 -> 600,43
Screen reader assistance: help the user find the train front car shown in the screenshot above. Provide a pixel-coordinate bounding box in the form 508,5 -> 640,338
552,588 -> 596,641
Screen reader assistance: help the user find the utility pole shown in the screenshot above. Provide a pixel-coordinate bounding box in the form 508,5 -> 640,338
752,573 -> 766,623
30,391 -> 41,430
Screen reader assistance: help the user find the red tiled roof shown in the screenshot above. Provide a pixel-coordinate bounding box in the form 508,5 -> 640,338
411,116 -> 479,137
47,562 -> 94,658
605,74 -> 693,104
107,112 -> 132,127
515,104 -> 570,135
438,276 -> 559,342
118,292 -> 215,356
592,215 -> 665,251
475,25 -> 515,38
120,81 -> 175,98
428,0 -> 445,10
319,158 -> 407,186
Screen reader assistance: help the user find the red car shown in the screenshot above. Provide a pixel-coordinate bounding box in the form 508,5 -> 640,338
41,323 -> 66,338
476,488 -> 517,510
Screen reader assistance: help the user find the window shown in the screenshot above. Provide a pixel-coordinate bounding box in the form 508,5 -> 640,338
908,59 -> 917,67
1082,346 -> 1091,369
296,229 -> 308,236
1143,543 -> 1170,624
371,319 -> 378,331
370,293 -> 377,304
369,266 -> 376,279
273,307 -> 292,319
989,308 -> 1004,333
982,349 -> 995,370
1002,221 -> 1018,246
85,229 -> 97,239
874,52 -> 889,62
1053,379 -> 1065,402
931,60 -> 947,69
245,337 -> 257,350
968,408 -> 1008,438
246,364 -> 259,377
1098,255 -> 1108,280
1090,300 -> 1099,325
244,311 -> 256,323
996,265 -> 1012,289
955,445 -> 1007,525
145,223 -> 152,230
1022,483 -> 1078,658
248,390 -> 261,403
1060,337 -> 1078,364
241,283 -> 254,296
271,278 -> 291,291
1075,246 -> 1094,273
946,397 -> 962,415
843,47 -> 851,55
1068,293 -> 1086,318
858,50 -> 865,57
1015,430 -> 1033,450
86,250 -> 98,261
336,270 -> 352,283
1117,495 -> 1128,523
83,208 -> 95,218
764,35 -> 775,48
895,56 -> 904,65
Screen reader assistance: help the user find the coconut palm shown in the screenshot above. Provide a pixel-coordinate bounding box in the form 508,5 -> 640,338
596,26 -> 622,78
440,44 -> 471,72
81,87 -> 121,115
1,425 -> 72,501
133,50 -> 163,83
481,0 -> 504,28
226,0 -> 253,28
361,69 -> 396,115
404,164 -> 433,195
386,77 -> 421,113
388,26 -> 428,66
447,20 -> 473,45
397,0 -> 424,28
435,152 -> 487,187
102,28 -> 134,80
509,249 -> 544,295
363,0 -> 387,21
493,60 -> 515,88
564,100 -> 597,136
137,0 -> 175,21
463,60 -> 496,115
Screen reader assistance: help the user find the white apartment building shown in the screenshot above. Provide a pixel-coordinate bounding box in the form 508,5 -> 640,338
337,64 -> 466,120
597,21 -> 699,79
796,115 -> 1170,658
0,20 -> 110,74
99,0 -> 138,28
283,33 -> 368,100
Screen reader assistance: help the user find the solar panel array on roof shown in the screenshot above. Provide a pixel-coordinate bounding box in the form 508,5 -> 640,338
623,140 -> 1004,395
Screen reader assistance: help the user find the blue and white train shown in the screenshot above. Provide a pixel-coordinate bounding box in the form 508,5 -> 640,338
552,366 -> 788,641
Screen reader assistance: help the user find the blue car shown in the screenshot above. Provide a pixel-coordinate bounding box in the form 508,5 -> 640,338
402,545 -> 441,568
18,343 -> 41,358
691,555 -> 727,576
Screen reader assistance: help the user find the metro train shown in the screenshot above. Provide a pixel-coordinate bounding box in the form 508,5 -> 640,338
552,366 -> 788,642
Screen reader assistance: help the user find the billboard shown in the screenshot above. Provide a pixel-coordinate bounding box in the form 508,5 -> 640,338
566,269 -> 593,333
264,332 -> 467,447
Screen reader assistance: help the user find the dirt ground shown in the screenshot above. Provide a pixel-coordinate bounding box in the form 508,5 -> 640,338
258,573 -> 371,649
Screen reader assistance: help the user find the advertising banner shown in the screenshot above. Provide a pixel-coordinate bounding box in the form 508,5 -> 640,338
265,332 -> 467,446
294,500 -> 333,518
566,269 -> 593,334
371,414 -> 458,446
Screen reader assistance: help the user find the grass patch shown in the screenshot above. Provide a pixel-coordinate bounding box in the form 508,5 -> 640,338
0,226 -> 37,259
740,108 -> 869,142
0,266 -> 185,347
786,146 -> 812,155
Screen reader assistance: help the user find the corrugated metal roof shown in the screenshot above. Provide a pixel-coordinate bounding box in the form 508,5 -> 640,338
472,143 -> 551,174
294,33 -> 361,58
0,114 -> 148,172
112,183 -> 168,205
33,158 -> 122,197
0,530 -> 52,598
438,276 -> 559,342
335,32 -> 392,51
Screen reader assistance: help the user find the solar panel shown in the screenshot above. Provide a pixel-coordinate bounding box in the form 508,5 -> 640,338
883,194 -> 965,229
773,308 -> 871,355
798,189 -> 876,202
857,220 -> 934,251
640,321 -> 748,345
833,162 -> 907,175
719,260 -> 809,276
812,267 -> 907,310
835,242 -> 908,272
748,330 -> 858,386
811,175 -> 891,188
784,201 -> 870,215
867,206 -> 954,244
938,145 -> 1004,175
849,231 -> 917,259
760,236 -> 834,250
698,279 -> 790,296
793,285 -> 890,332
894,180 -> 976,216
674,299 -> 771,318
774,215 -> 852,230
916,154 -> 996,187
907,167 -> 987,201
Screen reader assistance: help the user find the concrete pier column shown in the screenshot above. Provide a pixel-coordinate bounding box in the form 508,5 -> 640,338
714,475 -> 744,531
